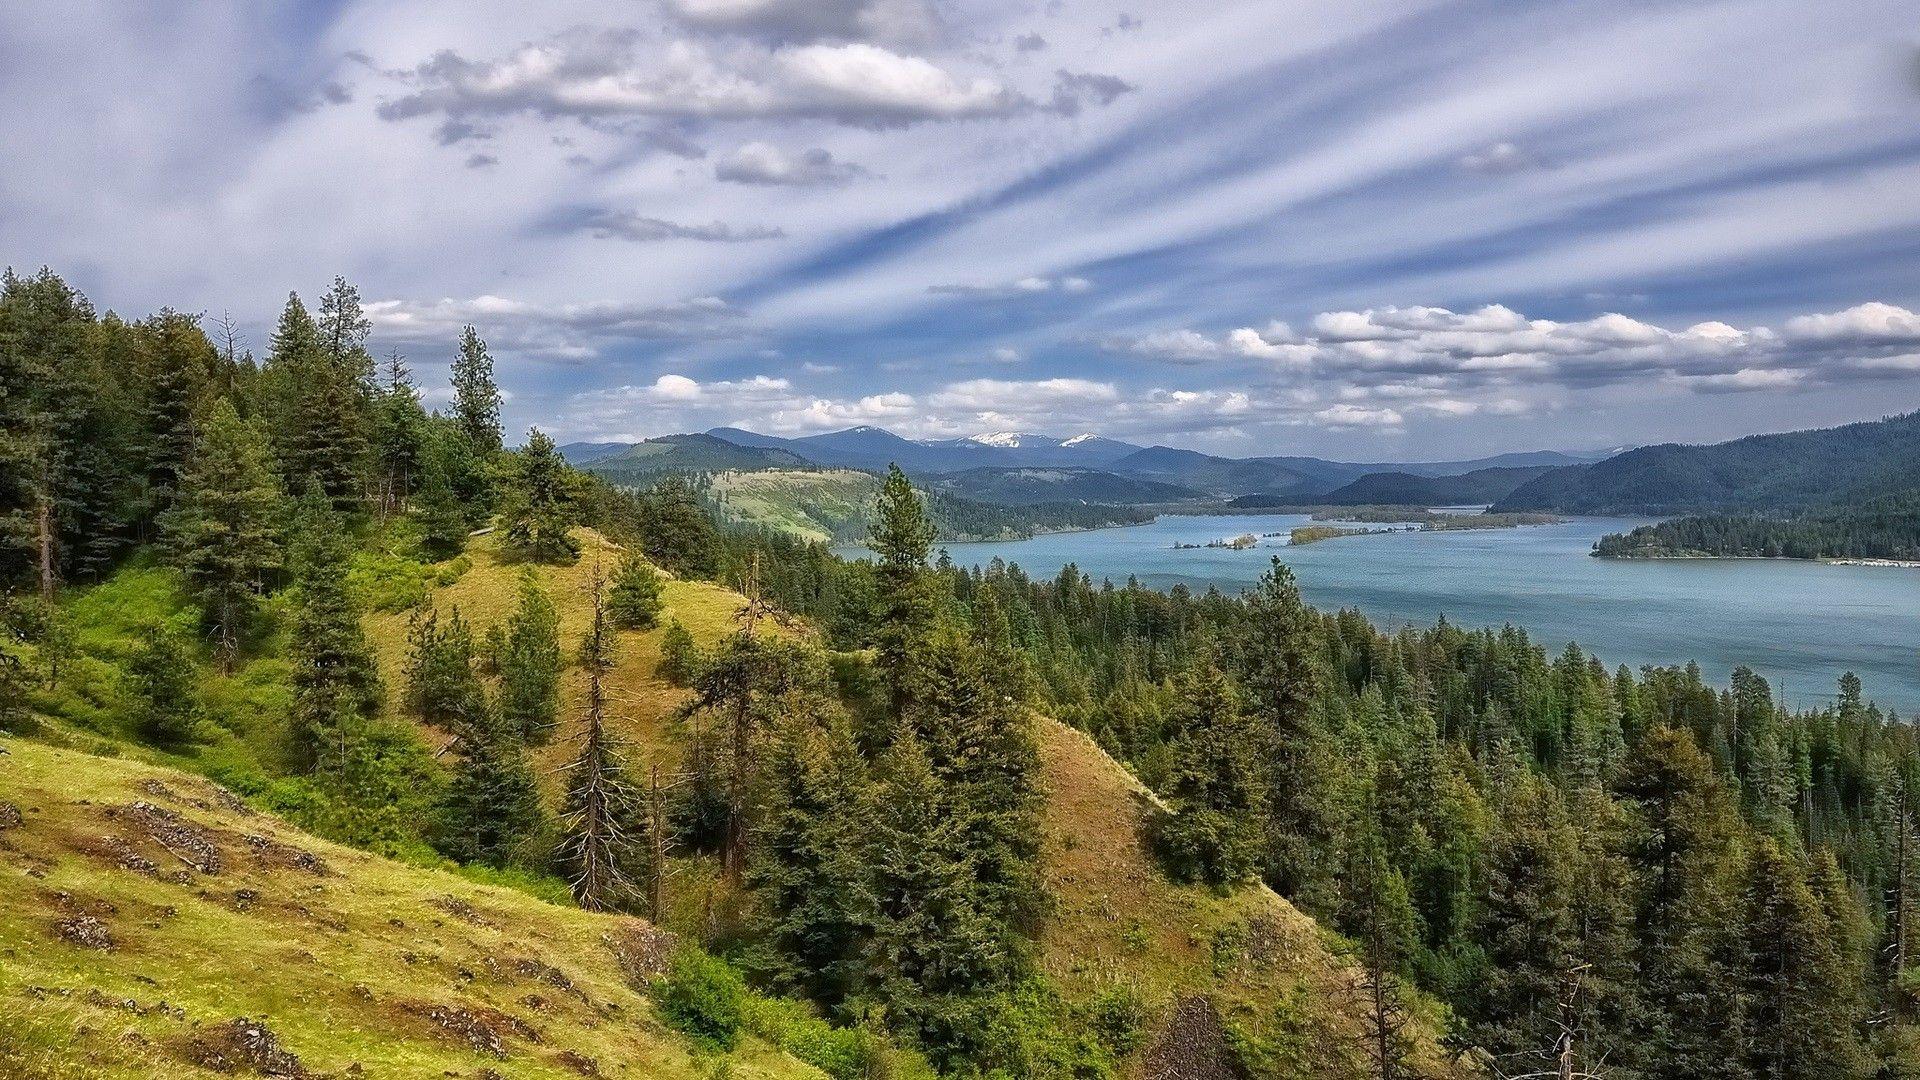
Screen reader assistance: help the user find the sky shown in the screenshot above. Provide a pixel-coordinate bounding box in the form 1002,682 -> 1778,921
4,0 -> 1920,459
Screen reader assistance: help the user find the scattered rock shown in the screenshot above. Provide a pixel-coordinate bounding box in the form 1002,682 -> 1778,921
54,914 -> 115,950
95,835 -> 159,874
181,1016 -> 306,1076
107,800 -> 222,874
603,921 -> 678,988
245,834 -> 329,876
557,1049 -> 601,1076
0,801 -> 22,829
1141,996 -> 1241,1080
231,888 -> 260,912
402,1002 -> 538,1058
429,895 -> 494,927
138,779 -> 182,802
512,957 -> 577,995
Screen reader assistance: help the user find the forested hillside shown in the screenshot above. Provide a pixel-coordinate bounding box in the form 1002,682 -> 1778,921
1316,466 -> 1555,507
1496,409 -> 1920,513
1593,492 -> 1920,561
5,266 -> 1920,1079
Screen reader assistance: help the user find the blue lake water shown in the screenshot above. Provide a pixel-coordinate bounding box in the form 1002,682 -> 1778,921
846,513 -> 1920,713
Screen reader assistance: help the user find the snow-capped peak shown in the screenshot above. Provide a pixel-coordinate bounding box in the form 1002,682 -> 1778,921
968,431 -> 1037,448
1061,432 -> 1103,446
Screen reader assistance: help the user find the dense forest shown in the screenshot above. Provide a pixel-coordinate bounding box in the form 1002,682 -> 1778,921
7,265 -> 1920,1077
1496,409 -> 1920,514
1594,495 -> 1920,561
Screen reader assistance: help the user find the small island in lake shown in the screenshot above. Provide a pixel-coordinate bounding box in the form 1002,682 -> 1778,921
1173,533 -> 1260,550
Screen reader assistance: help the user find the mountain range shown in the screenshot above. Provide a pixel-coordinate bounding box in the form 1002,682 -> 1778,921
563,427 -> 1608,504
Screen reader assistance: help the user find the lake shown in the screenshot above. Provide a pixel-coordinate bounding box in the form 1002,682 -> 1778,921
848,513 -> 1920,713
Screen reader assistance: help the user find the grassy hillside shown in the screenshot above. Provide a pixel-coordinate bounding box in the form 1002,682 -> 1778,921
0,738 -> 819,1080
370,530 -> 1466,1078
585,434 -> 818,484
704,469 -> 1153,544
4,528 -> 1466,1077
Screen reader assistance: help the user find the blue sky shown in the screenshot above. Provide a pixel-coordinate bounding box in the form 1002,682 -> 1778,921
4,0 -> 1920,457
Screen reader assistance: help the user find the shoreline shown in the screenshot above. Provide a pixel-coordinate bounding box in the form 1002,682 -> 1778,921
1595,552 -> 1920,569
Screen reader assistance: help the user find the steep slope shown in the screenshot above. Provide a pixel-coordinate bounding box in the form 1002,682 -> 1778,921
1495,409 -> 1920,514
369,532 -> 1466,1078
0,738 -> 816,1080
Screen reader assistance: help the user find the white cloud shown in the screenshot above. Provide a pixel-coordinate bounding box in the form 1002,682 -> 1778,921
365,293 -> 742,360
1315,403 -> 1404,428
1109,300 -> 1920,398
928,274 -> 1093,298
1457,141 -> 1540,174
377,29 -> 1109,132
716,142 -> 869,185
554,207 -> 787,242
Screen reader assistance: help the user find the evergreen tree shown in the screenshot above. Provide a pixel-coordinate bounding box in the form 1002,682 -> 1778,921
496,570 -> 562,743
608,550 -> 665,629
870,464 -> 934,720
1156,658 -> 1267,886
161,398 -> 282,670
1467,772 -> 1584,1068
749,707 -> 876,1009
269,293 -> 366,509
437,730 -> 544,867
124,624 -> 200,746
371,351 -> 426,517
499,429 -> 578,563
658,617 -> 699,686
1740,838 -> 1869,1078
414,426 -> 471,557
287,488 -> 382,769
868,726 -> 1002,1060
316,276 -> 375,391
132,309 -> 217,529
451,324 -> 502,454
403,606 -> 489,739
1342,823 -> 1418,1080
558,568 -> 647,910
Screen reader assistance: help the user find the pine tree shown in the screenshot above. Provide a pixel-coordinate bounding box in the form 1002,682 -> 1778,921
750,706 -> 876,1008
414,426 -> 471,558
124,624 -> 200,746
608,551 -> 665,629
437,729 -> 544,867
496,570 -> 562,743
287,488 -> 382,770
1740,838 -> 1869,1078
870,464 -> 934,720
161,398 -> 282,671
371,351 -> 426,517
499,429 -> 578,563
316,276 -> 375,391
451,324 -> 502,455
868,725 -> 1001,1057
1467,772 -> 1584,1068
1156,658 -> 1267,886
269,293 -> 367,509
658,617 -> 699,686
1241,557 -> 1337,904
558,567 -> 647,910
403,606 -> 488,739
133,309 -> 217,529
1342,823 -> 1418,1080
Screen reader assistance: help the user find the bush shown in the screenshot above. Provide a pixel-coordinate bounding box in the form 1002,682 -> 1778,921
655,948 -> 746,1051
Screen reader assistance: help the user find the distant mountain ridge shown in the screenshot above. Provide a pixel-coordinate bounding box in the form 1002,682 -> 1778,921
575,425 -> 1611,504
1494,410 -> 1920,514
